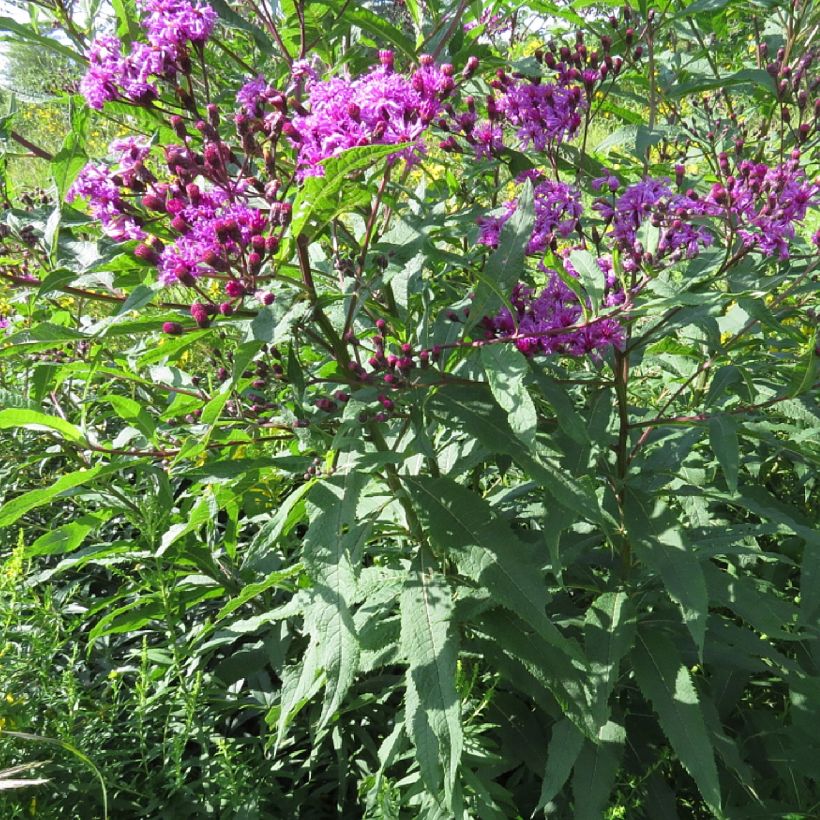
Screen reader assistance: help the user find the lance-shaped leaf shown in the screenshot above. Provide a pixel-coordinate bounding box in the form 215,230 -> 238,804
429,386 -> 616,534
302,473 -> 368,727
289,143 -> 409,238
468,180 -> 535,331
404,475 -> 583,664
274,640 -> 323,750
0,464 -> 109,527
708,415 -> 740,494
572,721 -> 626,820
625,490 -> 708,658
480,344 -> 537,448
0,407 -> 85,443
400,553 -> 462,805
537,718 -> 585,811
633,629 -> 722,816
568,249 -> 604,314
584,592 -> 636,727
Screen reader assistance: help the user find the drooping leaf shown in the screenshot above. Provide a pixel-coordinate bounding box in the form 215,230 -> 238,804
709,415 -> 740,494
404,475 -> 583,662
0,464 -> 109,528
568,249 -> 604,314
625,490 -> 708,657
480,344 -> 537,447
0,407 -> 85,443
302,474 -> 368,727
584,592 -> 636,727
537,718 -> 584,811
633,629 -> 722,816
400,552 -> 462,804
571,721 -> 626,820
468,180 -> 535,329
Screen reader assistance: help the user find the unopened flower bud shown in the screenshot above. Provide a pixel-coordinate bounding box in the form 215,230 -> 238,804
225,280 -> 245,298
463,55 -> 479,78
134,243 -> 159,264
190,303 -> 210,328
163,321 -> 184,335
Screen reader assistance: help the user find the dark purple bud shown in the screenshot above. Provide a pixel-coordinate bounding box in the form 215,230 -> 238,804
141,193 -> 166,212
225,280 -> 245,298
134,243 -> 159,264
162,321 -> 184,335
190,303 -> 210,328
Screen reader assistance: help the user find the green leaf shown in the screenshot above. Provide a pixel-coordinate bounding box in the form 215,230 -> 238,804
208,0 -> 271,50
0,465 -> 107,528
709,415 -> 739,494
216,565 -> 303,621
800,541 -> 820,626
480,345 -> 537,448
584,592 -> 636,727
468,180 -> 535,329
0,17 -> 84,63
537,718 -> 584,811
52,131 -> 87,201
104,394 -> 156,439
0,407 -> 85,444
329,0 -> 416,58
289,143 -> 408,239
633,629 -> 722,816
625,491 -> 708,658
404,476 -> 583,663
568,250 -> 604,314
528,366 -> 591,446
572,721 -> 626,820
430,387 -> 615,533
400,553 -> 462,804
302,474 -> 368,726
25,515 -> 105,558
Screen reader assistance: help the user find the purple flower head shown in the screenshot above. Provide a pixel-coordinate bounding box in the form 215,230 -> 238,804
706,159 -> 819,259
158,197 -> 267,284
80,36 -> 166,109
290,60 -> 452,178
482,263 -> 624,358
473,121 -> 503,159
498,79 -> 585,150
67,156 -> 148,241
290,59 -> 318,87
236,75 -> 272,116
594,177 -> 715,265
591,171 -> 620,193
137,0 -> 217,52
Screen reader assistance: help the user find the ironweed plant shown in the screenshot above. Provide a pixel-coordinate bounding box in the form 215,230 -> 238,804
0,0 -> 818,816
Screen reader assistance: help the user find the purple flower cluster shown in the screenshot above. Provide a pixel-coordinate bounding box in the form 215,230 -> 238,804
478,177 -> 582,253
158,196 -> 268,285
594,178 -> 714,269
496,77 -> 585,150
79,0 -> 216,109
67,138 -> 154,240
80,36 -> 170,109
482,264 -> 625,357
137,0 -> 217,51
704,157 -> 818,259
288,52 -> 454,178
